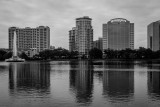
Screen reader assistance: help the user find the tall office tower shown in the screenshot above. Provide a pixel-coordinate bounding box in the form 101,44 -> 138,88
147,21 -> 160,51
69,27 -> 77,52
103,18 -> 134,51
93,37 -> 103,51
9,26 -> 50,52
76,16 -> 93,57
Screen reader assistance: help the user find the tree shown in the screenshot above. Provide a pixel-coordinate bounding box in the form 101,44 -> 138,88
154,50 -> 160,59
3,52 -> 12,60
69,51 -> 78,59
136,47 -> 151,59
103,49 -> 116,59
39,50 -> 52,60
0,50 -> 7,60
119,48 -> 135,59
144,48 -> 153,59
19,52 -> 29,60
37,48 -> 70,60
89,48 -> 102,59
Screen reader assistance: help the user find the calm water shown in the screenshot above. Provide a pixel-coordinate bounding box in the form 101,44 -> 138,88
0,60 -> 160,107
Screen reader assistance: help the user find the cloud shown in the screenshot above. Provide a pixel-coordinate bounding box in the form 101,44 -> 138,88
0,0 -> 160,49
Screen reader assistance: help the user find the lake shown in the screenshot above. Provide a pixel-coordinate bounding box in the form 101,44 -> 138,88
0,60 -> 160,107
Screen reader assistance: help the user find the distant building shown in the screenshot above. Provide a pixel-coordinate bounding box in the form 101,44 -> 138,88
9,26 -> 50,53
69,27 -> 77,52
25,48 -> 38,58
93,40 -> 98,49
147,21 -> 160,51
50,46 -> 55,50
76,16 -> 93,57
103,18 -> 134,51
93,37 -> 103,51
69,16 -> 93,57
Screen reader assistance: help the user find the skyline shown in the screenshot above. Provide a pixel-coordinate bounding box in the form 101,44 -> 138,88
0,0 -> 160,49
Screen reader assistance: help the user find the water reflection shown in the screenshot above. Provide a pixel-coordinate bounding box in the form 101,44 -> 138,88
148,64 -> 160,99
1,60 -> 160,107
9,62 -> 50,97
102,61 -> 134,102
69,61 -> 93,105
0,63 -> 9,74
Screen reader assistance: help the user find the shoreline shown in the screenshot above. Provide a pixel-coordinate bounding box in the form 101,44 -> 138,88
1,58 -> 160,62
20,58 -> 160,62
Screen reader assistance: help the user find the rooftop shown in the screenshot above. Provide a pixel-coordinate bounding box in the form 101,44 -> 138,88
76,16 -> 92,20
110,18 -> 128,23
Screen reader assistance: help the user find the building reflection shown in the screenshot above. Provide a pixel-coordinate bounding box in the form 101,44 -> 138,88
148,64 -> 160,99
9,62 -> 50,96
0,64 -> 8,74
69,60 -> 93,104
102,61 -> 134,102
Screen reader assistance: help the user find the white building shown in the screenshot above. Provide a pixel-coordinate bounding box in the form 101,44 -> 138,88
69,16 -> 93,57
9,26 -> 50,53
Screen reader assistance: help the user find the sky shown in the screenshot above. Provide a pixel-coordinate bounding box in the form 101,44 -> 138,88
0,0 -> 160,49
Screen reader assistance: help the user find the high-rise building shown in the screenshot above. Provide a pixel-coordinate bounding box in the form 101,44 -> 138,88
76,16 -> 93,57
69,16 -> 93,57
9,26 -> 50,52
103,18 -> 134,51
93,37 -> 103,51
69,27 -> 77,52
147,21 -> 160,51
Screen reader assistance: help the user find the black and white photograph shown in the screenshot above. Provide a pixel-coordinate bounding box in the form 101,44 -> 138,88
0,0 -> 160,107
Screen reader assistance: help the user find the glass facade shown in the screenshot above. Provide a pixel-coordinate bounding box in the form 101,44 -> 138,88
147,21 -> 160,51
103,18 -> 134,51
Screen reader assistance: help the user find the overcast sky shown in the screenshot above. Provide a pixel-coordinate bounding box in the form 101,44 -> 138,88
0,0 -> 160,49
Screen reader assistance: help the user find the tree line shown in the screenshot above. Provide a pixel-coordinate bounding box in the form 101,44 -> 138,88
36,47 -> 160,60
103,47 -> 160,59
1,47 -> 160,60
0,50 -> 12,60
35,48 -> 78,60
0,50 -> 29,61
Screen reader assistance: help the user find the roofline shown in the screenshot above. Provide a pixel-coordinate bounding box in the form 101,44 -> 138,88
76,16 -> 92,20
